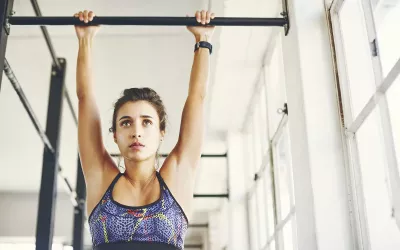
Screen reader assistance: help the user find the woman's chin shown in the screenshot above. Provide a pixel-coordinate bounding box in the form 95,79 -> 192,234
124,150 -> 152,162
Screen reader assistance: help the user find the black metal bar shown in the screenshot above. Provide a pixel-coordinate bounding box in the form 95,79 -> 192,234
9,16 -> 288,27
73,155 -> 86,250
193,194 -> 229,198
36,58 -> 66,250
189,223 -> 208,228
29,0 -> 60,70
111,153 -> 227,158
0,0 -> 14,91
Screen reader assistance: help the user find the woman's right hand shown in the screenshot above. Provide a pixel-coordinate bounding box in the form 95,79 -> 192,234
74,10 -> 100,40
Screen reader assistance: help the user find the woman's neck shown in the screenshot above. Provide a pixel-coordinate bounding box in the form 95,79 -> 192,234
123,158 -> 157,188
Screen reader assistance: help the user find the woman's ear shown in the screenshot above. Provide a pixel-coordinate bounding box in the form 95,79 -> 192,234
160,130 -> 165,141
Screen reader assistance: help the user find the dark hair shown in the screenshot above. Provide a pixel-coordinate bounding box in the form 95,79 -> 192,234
109,87 -> 167,133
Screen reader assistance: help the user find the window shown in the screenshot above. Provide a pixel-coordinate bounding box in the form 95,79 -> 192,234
337,0 -> 376,118
330,0 -> 400,248
271,121 -> 296,250
243,22 -> 292,250
372,1 -> 400,76
356,108 -> 400,249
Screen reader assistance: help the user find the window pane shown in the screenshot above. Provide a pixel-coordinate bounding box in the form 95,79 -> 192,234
356,108 -> 400,249
387,73 -> 400,180
283,219 -> 295,250
257,177 -> 268,247
276,127 -> 293,218
373,0 -> 400,76
265,166 -> 276,238
338,0 -> 376,118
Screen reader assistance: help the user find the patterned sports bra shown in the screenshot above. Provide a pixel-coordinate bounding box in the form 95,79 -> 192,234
88,171 -> 189,250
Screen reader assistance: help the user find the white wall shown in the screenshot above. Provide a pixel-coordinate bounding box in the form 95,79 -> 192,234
0,191 -> 90,246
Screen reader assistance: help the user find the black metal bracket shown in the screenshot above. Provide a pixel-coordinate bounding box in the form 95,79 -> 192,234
281,0 -> 290,36
254,173 -> 259,181
278,103 -> 288,115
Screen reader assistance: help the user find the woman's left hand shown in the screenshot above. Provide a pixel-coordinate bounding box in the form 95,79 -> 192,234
187,10 -> 216,42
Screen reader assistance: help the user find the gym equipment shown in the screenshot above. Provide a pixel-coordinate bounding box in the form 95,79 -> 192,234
8,16 -> 288,27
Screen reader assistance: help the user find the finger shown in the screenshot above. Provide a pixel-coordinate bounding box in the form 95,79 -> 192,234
206,11 -> 211,23
195,11 -> 201,23
201,10 -> 206,24
83,10 -> 89,23
210,13 -> 215,19
79,11 -> 83,21
88,11 -> 94,21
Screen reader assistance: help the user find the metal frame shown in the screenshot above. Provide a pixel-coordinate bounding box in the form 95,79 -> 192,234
0,0 -> 83,249
35,58 -> 66,250
329,0 -> 400,248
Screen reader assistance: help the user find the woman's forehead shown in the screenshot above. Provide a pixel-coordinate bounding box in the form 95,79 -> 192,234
117,101 -> 158,118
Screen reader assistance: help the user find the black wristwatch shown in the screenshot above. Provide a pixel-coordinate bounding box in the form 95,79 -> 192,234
194,41 -> 212,54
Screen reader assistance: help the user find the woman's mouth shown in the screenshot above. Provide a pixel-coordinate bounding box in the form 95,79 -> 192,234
129,142 -> 145,150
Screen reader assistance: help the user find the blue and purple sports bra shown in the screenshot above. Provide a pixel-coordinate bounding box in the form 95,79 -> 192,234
88,171 -> 189,250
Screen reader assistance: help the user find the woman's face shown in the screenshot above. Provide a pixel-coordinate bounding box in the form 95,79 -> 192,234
114,101 -> 164,162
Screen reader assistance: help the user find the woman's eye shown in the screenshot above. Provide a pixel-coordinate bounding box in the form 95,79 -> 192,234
143,119 -> 153,126
121,121 -> 131,127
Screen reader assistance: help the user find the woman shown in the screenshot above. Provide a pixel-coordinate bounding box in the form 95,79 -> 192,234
74,9 -> 215,250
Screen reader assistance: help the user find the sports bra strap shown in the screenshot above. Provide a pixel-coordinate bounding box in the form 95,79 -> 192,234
107,172 -> 123,192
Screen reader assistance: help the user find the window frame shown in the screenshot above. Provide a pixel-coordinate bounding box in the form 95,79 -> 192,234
329,0 -> 400,248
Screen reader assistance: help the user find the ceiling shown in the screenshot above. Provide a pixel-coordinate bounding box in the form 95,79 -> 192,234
0,0 -> 284,247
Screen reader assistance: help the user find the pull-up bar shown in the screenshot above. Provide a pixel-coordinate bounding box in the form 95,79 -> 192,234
8,16 -> 288,27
